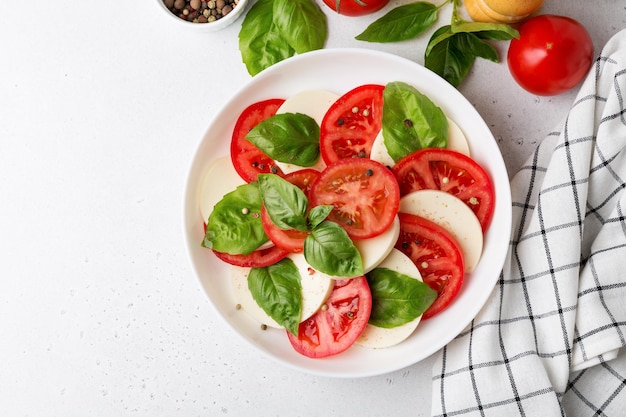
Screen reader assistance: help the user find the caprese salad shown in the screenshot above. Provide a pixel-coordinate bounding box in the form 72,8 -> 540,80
199,81 -> 495,359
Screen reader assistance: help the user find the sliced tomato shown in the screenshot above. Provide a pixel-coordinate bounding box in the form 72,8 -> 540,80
282,169 -> 320,198
320,84 -> 385,164
230,98 -> 286,183
395,213 -> 464,319
212,245 -> 288,268
261,207 -> 308,253
260,170 -> 320,253
392,148 -> 495,231
309,158 -> 400,239
287,276 -> 372,358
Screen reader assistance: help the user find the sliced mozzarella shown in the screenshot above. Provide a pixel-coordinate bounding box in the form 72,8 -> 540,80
399,190 -> 483,273
447,118 -> 470,155
274,90 -> 339,174
356,249 -> 424,349
369,130 -> 395,167
199,156 -> 246,224
353,216 -> 400,274
369,117 -> 470,167
231,253 -> 334,329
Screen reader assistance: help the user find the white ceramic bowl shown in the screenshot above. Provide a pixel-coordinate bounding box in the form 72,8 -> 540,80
154,0 -> 249,32
183,48 -> 512,378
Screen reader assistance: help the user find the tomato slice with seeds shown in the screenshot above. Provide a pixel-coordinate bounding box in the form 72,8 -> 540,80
395,213 -> 464,319
287,276 -> 372,358
392,148 -> 495,231
230,98 -> 286,183
260,169 -> 320,253
320,84 -> 385,164
309,158 -> 400,239
212,245 -> 288,268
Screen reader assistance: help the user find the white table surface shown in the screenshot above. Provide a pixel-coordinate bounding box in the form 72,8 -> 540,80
2,1 -> 624,416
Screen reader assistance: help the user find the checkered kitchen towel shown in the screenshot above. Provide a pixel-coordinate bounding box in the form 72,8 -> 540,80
432,29 -> 626,417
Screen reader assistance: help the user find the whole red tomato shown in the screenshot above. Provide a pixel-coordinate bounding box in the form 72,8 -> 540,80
507,15 -> 594,96
321,0 -> 390,16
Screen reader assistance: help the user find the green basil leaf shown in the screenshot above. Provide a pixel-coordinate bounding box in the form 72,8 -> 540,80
452,21 -> 519,40
203,183 -> 268,255
307,205 -> 333,230
425,24 -> 455,57
449,5 -> 519,40
355,2 -> 438,43
239,0 -> 295,76
273,0 -> 327,54
248,258 -> 303,336
304,221 -> 363,277
462,33 -> 500,62
245,113 -> 321,167
366,267 -> 437,328
258,174 -> 309,232
382,81 -> 448,162
425,29 -> 499,87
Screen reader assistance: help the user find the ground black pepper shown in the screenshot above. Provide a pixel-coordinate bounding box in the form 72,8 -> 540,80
163,0 -> 239,23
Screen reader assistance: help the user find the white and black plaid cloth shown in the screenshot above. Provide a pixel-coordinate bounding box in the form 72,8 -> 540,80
432,29 -> 626,417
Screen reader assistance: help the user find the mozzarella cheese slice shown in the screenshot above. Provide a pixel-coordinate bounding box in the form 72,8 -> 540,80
231,253 -> 334,329
369,117 -> 470,167
356,248 -> 424,348
199,156 -> 246,224
353,216 -> 400,274
274,90 -> 339,174
399,190 -> 483,273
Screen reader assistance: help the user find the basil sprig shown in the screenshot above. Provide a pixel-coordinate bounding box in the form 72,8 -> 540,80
354,0 -> 519,87
258,174 -> 363,277
366,268 -> 437,328
245,113 -> 321,168
248,258 -> 303,336
382,81 -> 448,162
239,0 -> 327,76
202,183 -> 269,255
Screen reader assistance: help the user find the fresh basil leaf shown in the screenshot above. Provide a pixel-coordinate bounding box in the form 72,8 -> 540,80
239,0 -> 295,76
355,2 -> 438,43
424,24 -> 455,57
304,221 -> 363,277
425,29 -> 499,87
382,81 -> 448,162
307,205 -> 333,230
248,258 -> 303,336
258,174 -> 309,232
273,0 -> 327,54
366,267 -> 437,328
452,21 -> 519,40
203,182 -> 268,255
245,113 -> 320,167
449,5 -> 519,40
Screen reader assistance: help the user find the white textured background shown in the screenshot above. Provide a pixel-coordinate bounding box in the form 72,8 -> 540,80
1,1 -> 624,416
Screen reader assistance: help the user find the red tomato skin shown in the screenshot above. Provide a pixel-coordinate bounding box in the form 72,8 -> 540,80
507,15 -> 594,96
310,158 -> 400,239
395,213 -> 464,319
212,245 -> 288,268
287,277 -> 372,358
321,0 -> 390,16
320,84 -> 385,164
392,148 -> 495,231
230,99 -> 286,182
